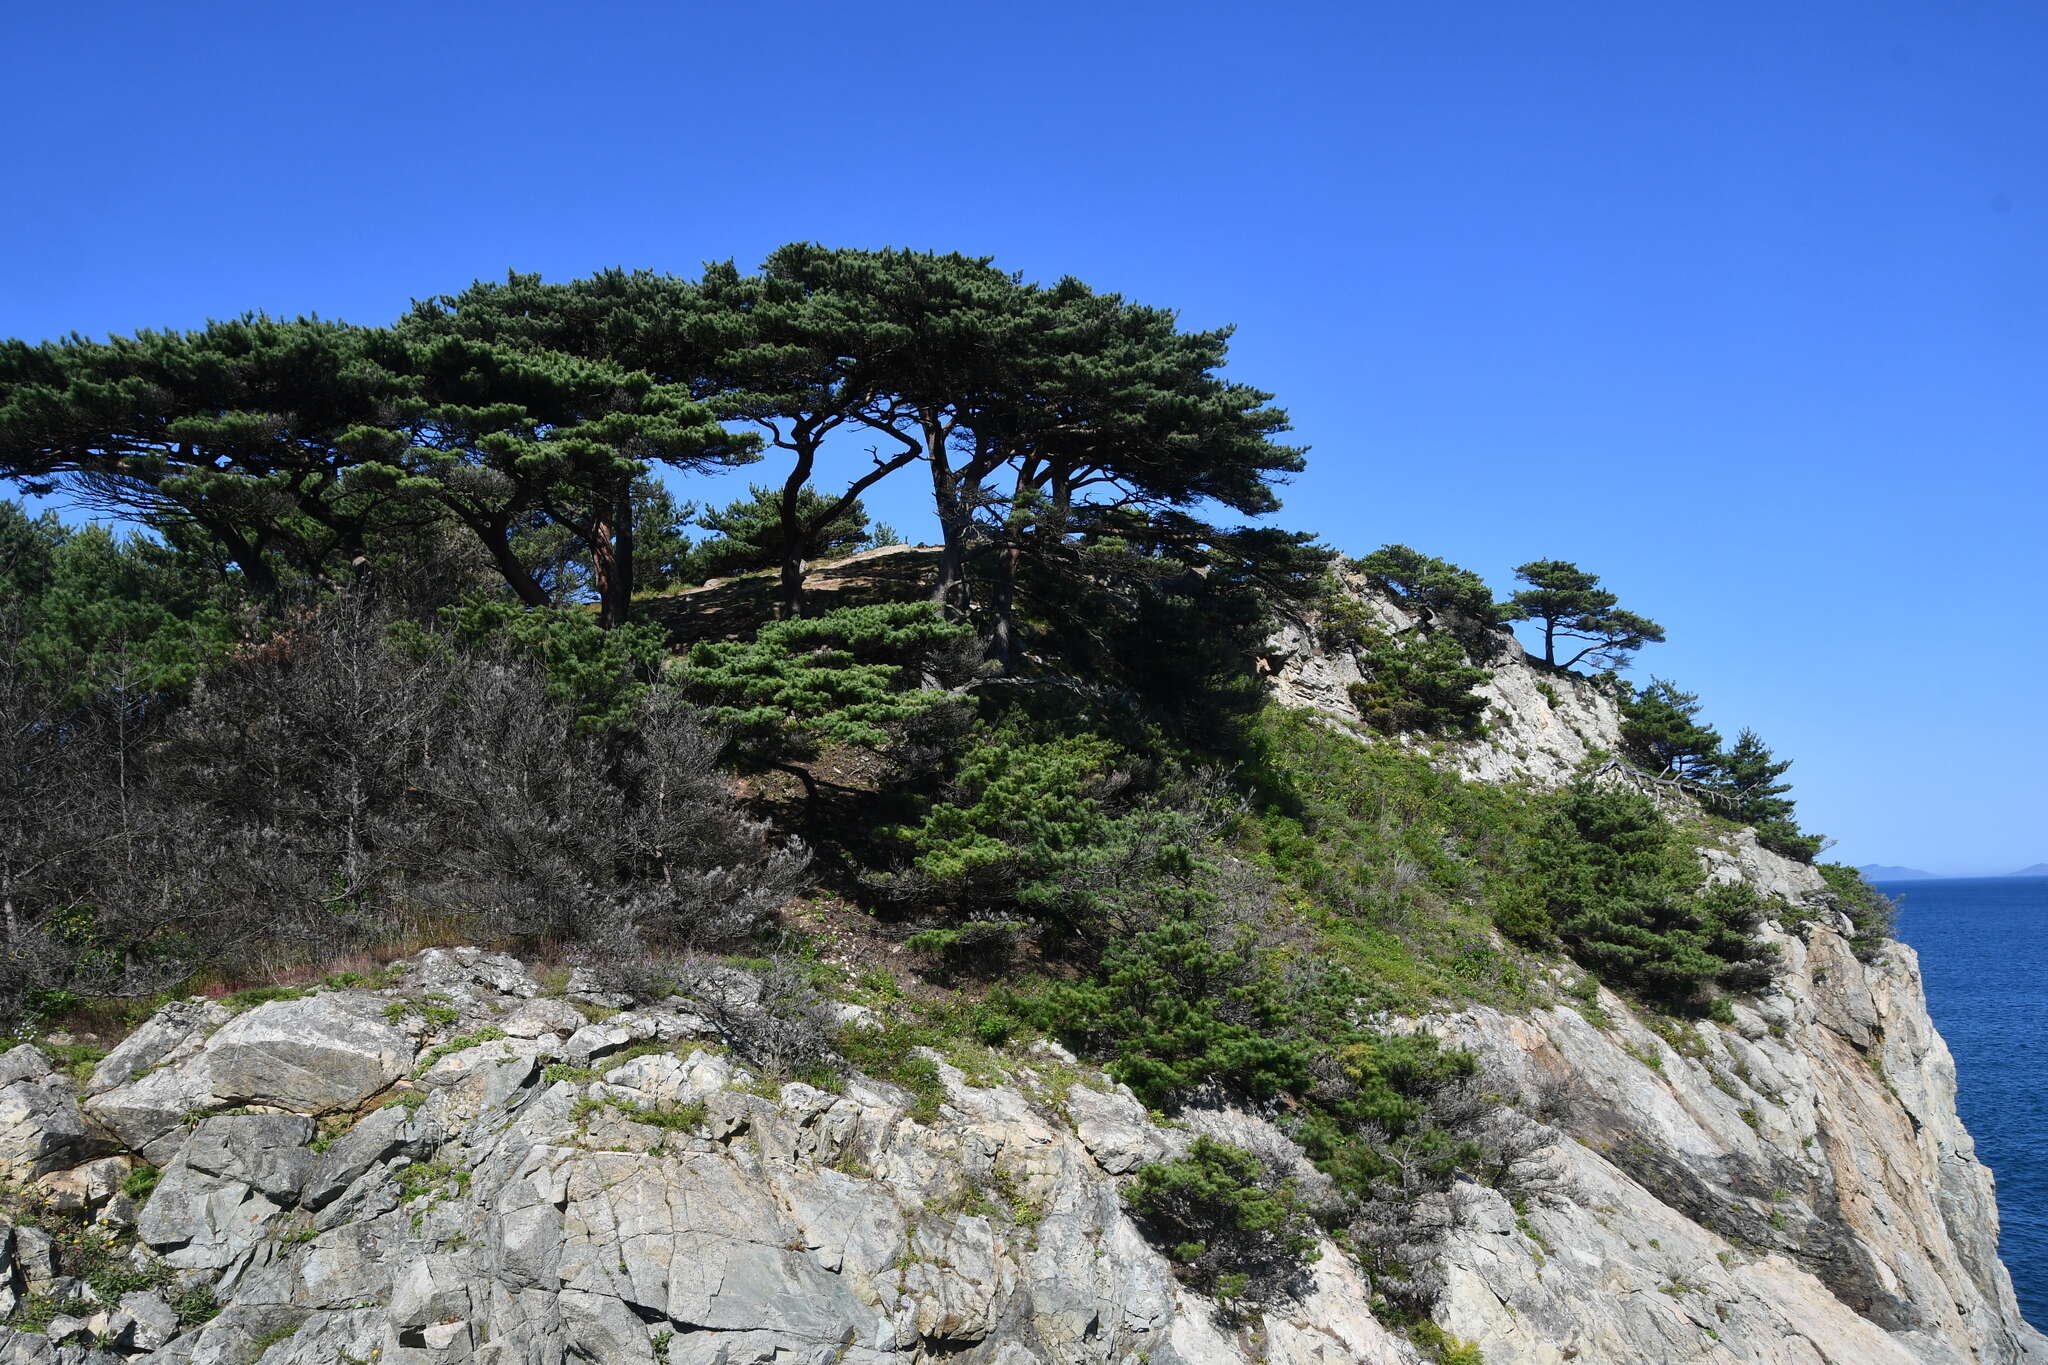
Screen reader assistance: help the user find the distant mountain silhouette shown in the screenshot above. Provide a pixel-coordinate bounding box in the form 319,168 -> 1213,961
2010,864 -> 2048,877
1860,864 -> 1940,881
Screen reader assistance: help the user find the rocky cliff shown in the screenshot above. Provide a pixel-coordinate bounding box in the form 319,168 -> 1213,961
2,582 -> 2040,1365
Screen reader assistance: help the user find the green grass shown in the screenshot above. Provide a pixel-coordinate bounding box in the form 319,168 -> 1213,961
411,1027 -> 506,1077
1238,708 -> 1540,1014
220,986 -> 306,1014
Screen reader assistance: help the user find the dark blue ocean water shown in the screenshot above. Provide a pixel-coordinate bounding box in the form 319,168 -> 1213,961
1885,876 -> 2048,1325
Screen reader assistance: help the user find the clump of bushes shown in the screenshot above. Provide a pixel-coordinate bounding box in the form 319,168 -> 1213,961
1501,781 -> 1777,1013
1124,1137 -> 1322,1312
1027,910 -> 1311,1107
880,730 -> 1219,952
1816,864 -> 1899,961
1346,628 -> 1492,737
0,596 -> 806,1031
683,601 -> 977,760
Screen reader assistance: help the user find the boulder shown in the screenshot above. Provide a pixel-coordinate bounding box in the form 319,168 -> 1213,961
83,1001 -> 228,1098
181,1113 -> 317,1200
301,1104 -> 437,1211
137,1115 -> 311,1269
80,1060 -> 220,1166
0,1051 -> 112,1179
118,1291 -> 181,1351
205,997 -> 411,1114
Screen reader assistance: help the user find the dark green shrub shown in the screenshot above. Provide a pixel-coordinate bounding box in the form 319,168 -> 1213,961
1816,863 -> 1898,961
1028,913 -> 1310,1107
1124,1137 -> 1321,1310
1519,783 -> 1776,1011
883,731 -> 1213,940
1346,627 -> 1492,738
682,601 -> 974,758
902,920 -> 1028,976
434,597 -> 666,732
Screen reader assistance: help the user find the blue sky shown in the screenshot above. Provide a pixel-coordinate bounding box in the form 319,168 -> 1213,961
3,1 -> 2043,872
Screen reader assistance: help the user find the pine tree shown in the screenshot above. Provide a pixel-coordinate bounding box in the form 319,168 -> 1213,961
1715,728 -> 1821,861
1505,560 -> 1665,671
1353,544 -> 1501,630
1621,679 -> 1723,780
391,281 -> 759,626
692,483 -> 872,578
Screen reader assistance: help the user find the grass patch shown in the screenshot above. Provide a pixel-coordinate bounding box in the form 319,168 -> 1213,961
412,1027 -> 507,1077
220,986 -> 306,1014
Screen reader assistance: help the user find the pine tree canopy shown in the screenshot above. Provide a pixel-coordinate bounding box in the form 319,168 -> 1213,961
1505,559 -> 1666,671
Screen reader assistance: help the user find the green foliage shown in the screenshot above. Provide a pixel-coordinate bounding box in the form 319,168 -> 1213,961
691,483 -> 873,577
1621,679 -> 1723,780
166,1284 -> 222,1325
395,1159 -> 471,1202
893,733 -> 1119,889
1346,628 -> 1492,737
614,1098 -> 708,1132
392,276 -> 762,623
1027,914 -> 1311,1107
1518,782 -> 1776,1011
435,597 -> 666,731
1124,1137 -> 1320,1309
1817,863 -> 1899,961
0,501 -> 237,710
833,1018 -> 950,1123
413,1026 -> 507,1077
885,731 -> 1211,938
902,920 -> 1028,975
1353,545 -> 1502,630
1716,729 -> 1822,862
1015,515 -> 1333,727
1408,1321 -> 1488,1365
682,601 -> 974,757
1505,559 -> 1664,672
1240,708 -> 1533,1012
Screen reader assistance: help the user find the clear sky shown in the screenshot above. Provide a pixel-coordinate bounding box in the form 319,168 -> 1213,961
4,1 -> 2043,873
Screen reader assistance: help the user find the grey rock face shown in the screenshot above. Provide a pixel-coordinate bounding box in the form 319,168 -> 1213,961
3,896 -> 2043,1365
83,1003 -> 229,1099
204,997 -> 411,1113
0,1050 -> 111,1177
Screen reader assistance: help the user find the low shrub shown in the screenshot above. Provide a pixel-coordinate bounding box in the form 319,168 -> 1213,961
1345,628 -> 1492,738
1511,782 -> 1777,1013
1124,1137 -> 1321,1312
1816,863 -> 1899,961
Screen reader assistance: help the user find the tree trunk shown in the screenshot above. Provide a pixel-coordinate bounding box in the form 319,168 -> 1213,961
987,536 -> 1021,674
774,427 -> 820,620
205,516 -> 281,602
469,516 -> 551,609
614,479 -> 635,620
591,478 -> 634,628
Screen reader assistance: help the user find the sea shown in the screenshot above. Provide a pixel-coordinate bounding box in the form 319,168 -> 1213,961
1884,875 -> 2048,1326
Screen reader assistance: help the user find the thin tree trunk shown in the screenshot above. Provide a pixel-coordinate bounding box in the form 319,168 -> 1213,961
614,478 -> 635,621
464,514 -> 551,609
777,437 -> 816,620
591,478 -> 634,628
987,537 -> 1021,674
